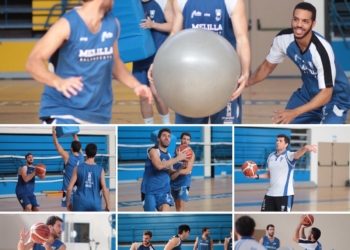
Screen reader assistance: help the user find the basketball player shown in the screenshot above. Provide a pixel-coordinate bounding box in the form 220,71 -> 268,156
18,215 -> 66,250
133,0 -> 173,124
251,134 -> 317,212
259,224 -> 280,250
193,227 -> 213,250
148,0 -> 251,124
130,230 -> 155,250
164,224 -> 191,250
52,126 -> 85,207
224,229 -> 232,250
234,216 -> 267,250
141,128 -> 190,212
26,0 -> 152,124
247,2 -> 350,124
169,132 -> 195,211
66,143 -> 110,211
293,215 -> 322,250
15,153 -> 45,212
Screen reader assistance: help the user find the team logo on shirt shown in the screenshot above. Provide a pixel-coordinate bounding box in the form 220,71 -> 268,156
215,9 -> 222,21
85,172 -> 93,188
191,23 -> 223,34
79,47 -> 113,62
101,31 -> 113,42
191,10 -> 202,18
280,157 -> 283,162
150,10 -> 155,19
294,54 -> 317,76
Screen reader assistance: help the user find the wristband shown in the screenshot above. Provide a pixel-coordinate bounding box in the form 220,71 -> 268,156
255,174 -> 259,180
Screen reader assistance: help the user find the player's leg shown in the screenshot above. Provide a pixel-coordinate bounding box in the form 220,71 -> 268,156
261,195 -> 277,211
156,193 -> 174,212
142,193 -> 157,212
148,74 -> 170,124
175,113 -> 209,124
321,102 -> 348,124
285,89 -> 321,124
210,95 -> 242,124
171,187 -> 189,211
171,189 -> 181,211
17,195 -> 32,211
276,195 -> 294,212
29,194 -> 40,212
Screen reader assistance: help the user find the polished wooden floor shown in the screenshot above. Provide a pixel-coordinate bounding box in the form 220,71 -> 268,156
235,186 -> 350,212
118,178 -> 232,212
0,190 -> 116,212
2,78 -> 348,124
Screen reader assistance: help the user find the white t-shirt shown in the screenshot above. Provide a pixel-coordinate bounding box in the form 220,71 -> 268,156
266,150 -> 297,196
235,237 -> 267,250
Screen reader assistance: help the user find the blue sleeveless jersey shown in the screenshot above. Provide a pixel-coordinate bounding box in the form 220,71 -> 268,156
16,165 -> 35,196
262,236 -> 280,250
141,147 -> 171,194
170,162 -> 191,189
134,0 -> 169,70
197,236 -> 211,250
168,236 -> 182,250
181,0 -> 237,49
40,9 -> 119,123
135,243 -> 156,250
62,152 -> 84,191
33,239 -> 64,250
73,162 -> 103,211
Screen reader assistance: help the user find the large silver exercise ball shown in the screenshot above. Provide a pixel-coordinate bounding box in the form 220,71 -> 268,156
153,28 -> 240,118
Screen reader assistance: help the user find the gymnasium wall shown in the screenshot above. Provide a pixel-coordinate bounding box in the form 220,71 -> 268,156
235,213 -> 350,250
0,213 -> 113,250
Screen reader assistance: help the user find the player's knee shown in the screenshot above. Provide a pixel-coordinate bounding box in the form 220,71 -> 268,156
140,96 -> 151,105
24,204 -> 32,211
32,206 -> 40,212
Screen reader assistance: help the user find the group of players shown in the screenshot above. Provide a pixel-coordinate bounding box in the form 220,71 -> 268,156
24,0 -> 350,124
15,127 -> 110,212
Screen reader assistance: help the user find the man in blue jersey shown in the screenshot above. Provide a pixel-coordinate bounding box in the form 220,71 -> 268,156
52,126 -> 85,207
224,229 -> 232,250
66,143 -> 110,211
18,215 -> 66,250
134,0 -> 173,124
148,0 -> 251,124
26,0 -> 152,124
250,134 -> 317,212
234,216 -> 267,250
193,227 -> 213,250
169,132 -> 195,211
130,230 -> 156,250
164,224 -> 191,250
293,215 -> 322,250
247,2 -> 350,124
259,224 -> 280,250
15,153 -> 45,212
141,128 -> 190,212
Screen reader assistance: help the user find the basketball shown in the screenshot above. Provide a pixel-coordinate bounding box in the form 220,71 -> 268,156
177,145 -> 193,160
241,161 -> 258,177
152,29 -> 240,118
30,223 -> 50,244
35,163 -> 46,175
303,214 -> 314,227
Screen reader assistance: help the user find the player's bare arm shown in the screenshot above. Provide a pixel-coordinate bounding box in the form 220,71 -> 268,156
100,170 -> 110,211
149,148 -> 189,170
25,18 -> 83,98
230,0 -> 251,101
66,167 -> 78,211
141,0 -> 174,32
164,237 -> 180,250
247,60 -> 278,88
294,145 -> 317,160
52,126 -> 69,164
18,228 -> 34,250
193,237 -> 198,250
19,167 -> 35,183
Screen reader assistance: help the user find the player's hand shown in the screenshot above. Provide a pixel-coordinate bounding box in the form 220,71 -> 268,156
147,64 -> 154,86
52,126 -> 56,133
272,109 -> 298,124
67,202 -> 72,211
299,214 -> 307,225
230,74 -> 248,101
54,77 -> 84,98
247,174 -> 258,179
176,150 -> 190,161
133,85 -> 153,104
19,228 -> 29,241
140,16 -> 154,29
105,205 -> 110,212
180,161 -> 188,169
305,145 -> 317,153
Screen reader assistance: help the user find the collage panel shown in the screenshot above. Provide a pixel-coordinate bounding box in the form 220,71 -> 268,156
117,125 -> 233,212
234,213 -> 350,250
118,213 -> 232,250
0,213 -> 116,250
0,126 -> 116,212
234,125 -> 350,212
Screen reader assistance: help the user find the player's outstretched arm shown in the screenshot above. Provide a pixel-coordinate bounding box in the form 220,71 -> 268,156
247,60 -> 278,88
250,171 -> 270,179
52,126 -> 69,164
178,152 -> 195,175
100,169 -> 110,211
294,145 -> 317,160
293,215 -> 306,243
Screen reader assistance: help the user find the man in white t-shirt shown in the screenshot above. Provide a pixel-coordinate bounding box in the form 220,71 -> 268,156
234,216 -> 267,250
251,134 -> 317,211
293,215 -> 322,250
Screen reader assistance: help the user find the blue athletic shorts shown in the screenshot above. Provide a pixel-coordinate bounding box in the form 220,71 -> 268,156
171,186 -> 189,202
142,192 -> 174,211
17,194 -> 40,209
132,68 -> 150,87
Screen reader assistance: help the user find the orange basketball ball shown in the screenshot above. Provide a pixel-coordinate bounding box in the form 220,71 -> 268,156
177,145 -> 193,160
241,160 -> 258,177
303,214 -> 314,227
35,163 -> 46,175
30,223 -> 50,244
